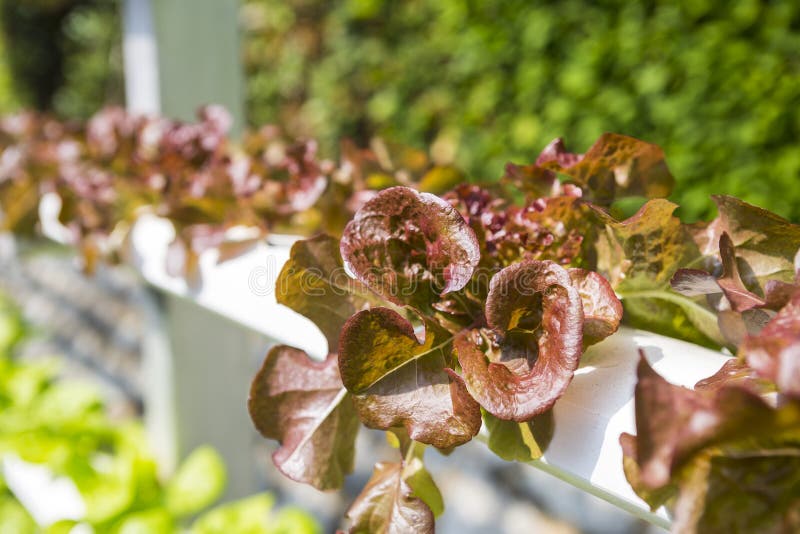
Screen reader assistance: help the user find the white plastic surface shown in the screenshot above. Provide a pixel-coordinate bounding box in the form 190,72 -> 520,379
3,455 -> 86,527
128,214 -> 328,359
531,329 -> 731,528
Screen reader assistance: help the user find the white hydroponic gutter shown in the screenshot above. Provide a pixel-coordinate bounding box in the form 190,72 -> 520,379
125,214 -> 732,530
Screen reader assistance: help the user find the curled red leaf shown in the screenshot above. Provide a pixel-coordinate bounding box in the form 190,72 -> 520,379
742,292 -> 800,397
568,268 -> 623,346
339,186 -> 480,311
456,260 -> 583,421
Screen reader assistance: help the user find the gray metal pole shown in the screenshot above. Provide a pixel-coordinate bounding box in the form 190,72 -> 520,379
151,0 -> 246,135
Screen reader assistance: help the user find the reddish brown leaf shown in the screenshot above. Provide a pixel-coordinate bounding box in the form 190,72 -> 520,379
716,232 -> 766,312
456,261 -> 583,421
338,307 -> 481,448
345,462 -> 434,534
630,354 -> 800,489
694,358 -> 764,393
339,186 -> 480,311
742,292 -> 800,397
541,133 -> 674,204
763,279 -> 799,311
568,268 -> 623,346
503,134 -> 673,204
248,347 -> 358,490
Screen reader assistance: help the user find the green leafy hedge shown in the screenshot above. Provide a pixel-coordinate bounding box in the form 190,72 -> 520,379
242,0 -> 800,222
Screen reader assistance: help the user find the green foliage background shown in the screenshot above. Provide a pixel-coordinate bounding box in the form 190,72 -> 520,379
0,293 -> 321,533
242,0 -> 800,222
1,1 -> 798,222
0,0 -> 123,118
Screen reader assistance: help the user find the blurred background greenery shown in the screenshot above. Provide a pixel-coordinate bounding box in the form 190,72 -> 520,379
1,0 -> 798,221
0,0 -> 122,118
0,291 -> 320,533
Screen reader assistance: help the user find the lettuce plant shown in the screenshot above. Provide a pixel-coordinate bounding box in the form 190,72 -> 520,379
249,132 -> 800,531
248,135 -> 719,531
622,205 -> 800,533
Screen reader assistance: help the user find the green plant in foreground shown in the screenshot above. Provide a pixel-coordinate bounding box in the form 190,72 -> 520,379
0,294 -> 320,534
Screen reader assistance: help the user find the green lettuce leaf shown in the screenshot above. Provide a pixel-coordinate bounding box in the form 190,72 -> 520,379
165,446 -> 226,518
482,409 -> 554,462
596,199 -> 725,347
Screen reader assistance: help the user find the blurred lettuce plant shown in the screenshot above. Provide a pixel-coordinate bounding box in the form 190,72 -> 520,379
0,293 -> 320,534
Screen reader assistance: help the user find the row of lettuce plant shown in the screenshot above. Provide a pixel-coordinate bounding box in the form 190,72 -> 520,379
2,107 -> 799,532
0,106 -> 461,277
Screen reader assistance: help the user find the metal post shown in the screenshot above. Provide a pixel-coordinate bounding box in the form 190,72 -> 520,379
151,0 -> 245,135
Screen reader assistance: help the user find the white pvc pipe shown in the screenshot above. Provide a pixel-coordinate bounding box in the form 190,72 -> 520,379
122,0 -> 161,114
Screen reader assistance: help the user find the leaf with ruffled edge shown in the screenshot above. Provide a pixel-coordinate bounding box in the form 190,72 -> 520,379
276,234 -> 373,349
339,186 -> 480,312
338,307 -> 481,449
742,292 -> 800,397
345,461 -> 434,534
622,355 -> 800,532
701,195 -> 800,283
671,231 -> 800,348
455,260 -> 584,422
248,347 -> 358,490
503,134 -> 673,204
597,199 -> 725,347
568,268 -> 623,347
623,354 -> 800,489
